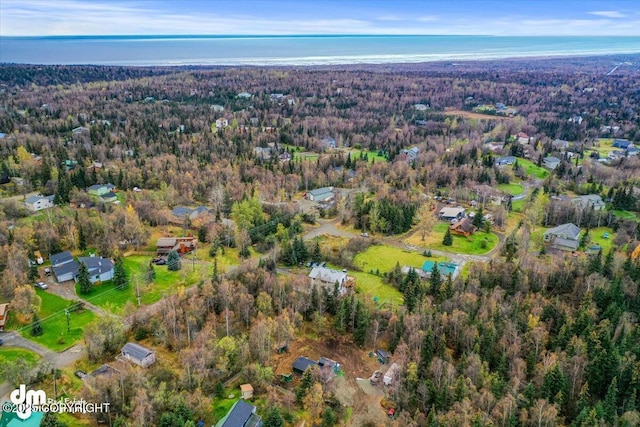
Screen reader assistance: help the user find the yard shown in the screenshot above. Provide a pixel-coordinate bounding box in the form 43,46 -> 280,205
585,227 -> 616,253
514,158 -> 550,179
350,270 -> 404,308
9,289 -> 98,351
406,222 -> 499,255
0,348 -> 41,381
497,182 -> 524,196
79,255 -> 205,314
354,244 -> 448,274
613,210 -> 639,221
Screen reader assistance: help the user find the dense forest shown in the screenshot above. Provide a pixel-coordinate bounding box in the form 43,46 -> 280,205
1,56 -> 640,426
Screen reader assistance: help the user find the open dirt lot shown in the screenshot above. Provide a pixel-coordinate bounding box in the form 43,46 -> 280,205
271,333 -> 392,426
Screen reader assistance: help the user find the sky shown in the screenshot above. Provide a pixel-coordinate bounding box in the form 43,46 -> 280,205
1,0 -> 639,37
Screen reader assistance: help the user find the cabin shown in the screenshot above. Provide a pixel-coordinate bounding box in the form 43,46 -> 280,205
450,218 -> 477,236
544,223 -> 581,252
215,400 -> 262,427
292,356 -> 318,375
121,342 -> 156,368
0,303 -> 9,331
240,384 -> 254,400
318,357 -> 340,372
156,237 -> 197,256
306,187 -> 334,202
543,156 -> 561,170
87,183 -> 116,196
25,194 -> 55,211
376,349 -> 390,364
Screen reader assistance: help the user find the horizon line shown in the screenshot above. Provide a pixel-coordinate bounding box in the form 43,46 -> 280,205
3,34 -> 640,39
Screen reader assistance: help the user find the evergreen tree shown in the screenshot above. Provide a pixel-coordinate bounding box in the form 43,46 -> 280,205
263,407 -> 285,427
113,257 -> 128,290
542,363 -> 567,406
28,261 -> 39,282
472,206 -> 484,228
77,263 -> 93,294
604,377 -> 619,420
167,249 -> 182,271
429,263 -> 442,298
78,224 -> 87,251
602,249 -> 615,279
354,300 -> 371,346
588,250 -> 602,274
296,368 -> 314,403
312,238 -> 322,263
321,407 -> 337,427
442,227 -> 453,246
419,329 -> 435,378
30,312 -> 43,336
198,225 -> 208,243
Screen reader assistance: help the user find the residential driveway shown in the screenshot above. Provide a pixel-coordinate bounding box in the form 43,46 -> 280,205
303,218 -> 358,241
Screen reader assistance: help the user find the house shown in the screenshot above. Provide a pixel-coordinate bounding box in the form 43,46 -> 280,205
420,261 -> 459,277
87,183 -> 116,196
552,139 -> 570,150
100,192 -> 118,203
215,400 -> 262,427
402,147 -> 420,162
172,206 -> 210,221
25,194 -> 55,211
517,132 -> 531,144
121,342 -> 156,368
51,251 -> 74,267
543,156 -> 561,170
253,147 -> 272,160
544,223 -> 582,252
306,186 -> 334,202
211,104 -> 225,112
240,384 -> 254,400
318,357 -> 340,372
376,349 -> 390,364
270,93 -> 284,100
568,115 -> 583,124
52,259 -> 80,282
79,256 -> 114,283
496,156 -> 516,166
156,237 -> 197,256
414,103 -> 429,111
383,363 -> 400,386
613,139 -> 631,149
573,194 -> 606,211
438,207 -> 465,221
72,126 -> 90,135
450,218 -> 477,236
237,92 -> 252,99
292,356 -> 319,375
0,303 -> 8,331
309,266 -> 350,295
216,118 -> 229,129
278,152 -> 292,162
320,136 -> 336,150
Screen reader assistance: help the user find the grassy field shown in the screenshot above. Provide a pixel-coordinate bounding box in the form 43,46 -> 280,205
511,199 -> 526,213
613,210 -> 639,221
585,227 -> 615,253
344,149 -> 388,163
515,158 -> 550,179
80,255 -> 205,313
350,270 -> 404,308
498,183 -> 524,196
0,348 -> 41,381
354,244 -> 448,274
9,289 -> 98,351
406,222 -> 499,255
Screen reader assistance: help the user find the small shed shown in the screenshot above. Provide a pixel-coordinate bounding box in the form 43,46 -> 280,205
275,341 -> 288,354
240,384 -> 254,400
376,349 -> 390,364
292,356 -> 318,375
121,342 -> 156,368
318,357 -> 340,373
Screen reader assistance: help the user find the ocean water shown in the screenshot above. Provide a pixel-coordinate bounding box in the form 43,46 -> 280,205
1,35 -> 639,66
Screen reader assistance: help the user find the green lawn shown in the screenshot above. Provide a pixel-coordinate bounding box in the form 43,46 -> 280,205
350,270 -> 404,308
511,199 -> 525,213
430,223 -> 499,255
9,290 -> 97,351
497,183 -> 524,196
354,244 -> 448,274
515,158 -> 550,179
347,149 -> 388,163
78,255 -> 204,314
585,227 -> 615,253
0,348 -> 41,380
613,210 -> 638,221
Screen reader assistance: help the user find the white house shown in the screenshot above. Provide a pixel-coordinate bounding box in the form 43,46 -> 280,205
572,194 -> 606,211
79,256 -> 114,283
25,194 -> 55,211
121,342 -> 156,368
307,187 -> 334,202
216,118 -> 229,129
309,266 -> 349,294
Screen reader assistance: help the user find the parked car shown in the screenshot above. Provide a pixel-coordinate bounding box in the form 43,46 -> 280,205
370,370 -> 382,384
152,258 -> 166,265
360,232 -> 369,238
35,281 -> 48,290
74,370 -> 87,379
44,267 -> 51,276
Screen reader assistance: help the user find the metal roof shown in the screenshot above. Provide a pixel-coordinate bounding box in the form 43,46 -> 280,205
293,356 -> 318,373
50,251 -> 73,266
219,400 -> 257,427
309,266 -> 347,284
122,342 -> 154,361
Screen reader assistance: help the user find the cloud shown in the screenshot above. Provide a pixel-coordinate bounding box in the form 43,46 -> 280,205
416,16 -> 438,22
588,10 -> 626,18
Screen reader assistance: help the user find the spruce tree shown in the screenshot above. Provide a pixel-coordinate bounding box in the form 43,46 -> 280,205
263,407 -> 285,427
429,263 -> 442,298
77,263 -> 93,294
167,249 -> 182,271
113,258 -> 128,290
145,263 -> 156,283
442,227 -> 453,246
312,238 -> 322,263
30,312 -> 43,336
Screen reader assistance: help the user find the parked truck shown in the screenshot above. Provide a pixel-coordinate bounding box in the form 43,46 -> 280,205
383,363 -> 399,386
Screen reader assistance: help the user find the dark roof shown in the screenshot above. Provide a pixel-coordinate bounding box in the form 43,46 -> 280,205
293,356 -> 318,373
79,256 -> 114,275
52,260 -> 80,279
50,251 -> 73,266
122,342 -> 154,361
220,400 -> 258,427
172,206 -> 190,217
91,364 -> 117,377
318,357 -> 338,368
101,191 -> 117,199
376,349 -> 390,358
